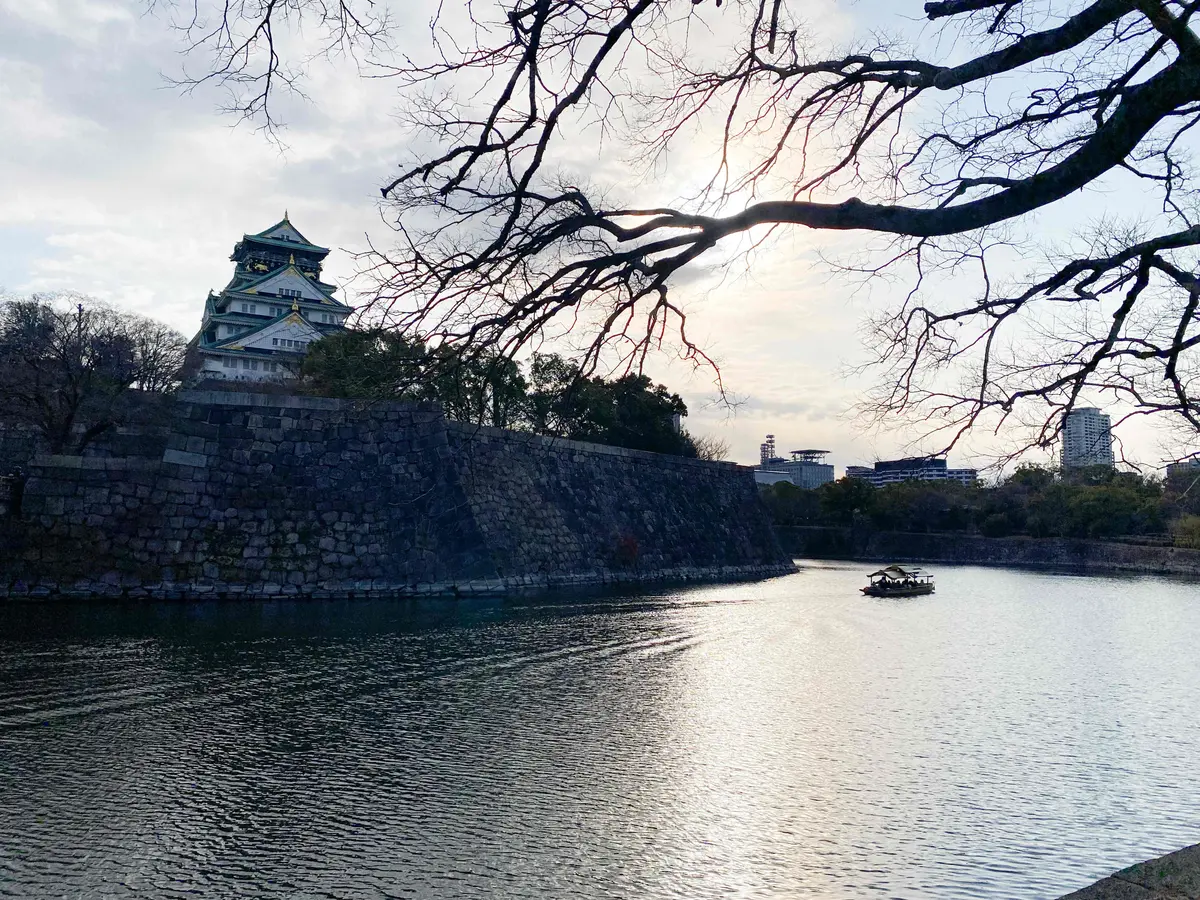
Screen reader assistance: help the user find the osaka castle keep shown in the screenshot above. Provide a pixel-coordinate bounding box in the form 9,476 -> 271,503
191,215 -> 352,381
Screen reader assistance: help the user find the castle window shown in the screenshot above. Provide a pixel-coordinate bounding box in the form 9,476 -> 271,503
280,288 -> 302,299
272,338 -> 278,346
242,359 -> 250,369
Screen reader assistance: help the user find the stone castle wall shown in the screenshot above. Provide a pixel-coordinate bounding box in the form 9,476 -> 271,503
446,422 -> 784,579
0,424 -> 41,474
780,525 -> 1200,576
1,392 -> 792,598
0,392 -> 176,473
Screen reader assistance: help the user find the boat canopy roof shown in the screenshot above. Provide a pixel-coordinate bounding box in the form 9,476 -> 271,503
869,565 -> 925,578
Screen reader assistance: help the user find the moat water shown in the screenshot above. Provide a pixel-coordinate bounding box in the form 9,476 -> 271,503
2,562 -> 1199,899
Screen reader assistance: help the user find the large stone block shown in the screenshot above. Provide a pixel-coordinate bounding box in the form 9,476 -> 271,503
162,449 -> 208,468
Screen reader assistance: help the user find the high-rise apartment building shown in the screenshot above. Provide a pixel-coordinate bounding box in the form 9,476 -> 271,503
1061,408 -> 1114,469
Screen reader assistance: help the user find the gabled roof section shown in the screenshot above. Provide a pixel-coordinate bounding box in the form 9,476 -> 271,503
208,309 -> 324,351
247,213 -> 326,252
222,268 -> 337,296
232,261 -> 348,307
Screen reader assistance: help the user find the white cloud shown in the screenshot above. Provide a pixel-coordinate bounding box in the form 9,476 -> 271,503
0,0 -> 1185,472
0,0 -> 404,339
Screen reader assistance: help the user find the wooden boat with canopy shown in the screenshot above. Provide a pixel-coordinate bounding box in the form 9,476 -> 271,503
861,565 -> 935,597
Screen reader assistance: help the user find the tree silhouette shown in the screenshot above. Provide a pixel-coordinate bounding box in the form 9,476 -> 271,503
172,0 -> 1200,453
0,294 -> 186,453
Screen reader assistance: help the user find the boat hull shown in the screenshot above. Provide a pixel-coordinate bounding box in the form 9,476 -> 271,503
860,584 -> 935,597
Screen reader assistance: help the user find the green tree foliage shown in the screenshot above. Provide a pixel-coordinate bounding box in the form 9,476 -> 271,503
0,293 -> 186,454
815,478 -> 876,527
1023,471 -> 1163,539
1172,515 -> 1200,549
300,329 -> 426,401
302,337 -> 701,456
527,357 -> 692,456
764,466 -> 1176,542
1162,467 -> 1200,521
867,480 -> 976,534
429,348 -> 528,431
759,482 -> 821,527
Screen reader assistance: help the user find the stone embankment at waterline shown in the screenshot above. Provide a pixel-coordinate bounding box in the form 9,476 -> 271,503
780,526 -> 1200,577
0,391 -> 793,599
1058,842 -> 1200,898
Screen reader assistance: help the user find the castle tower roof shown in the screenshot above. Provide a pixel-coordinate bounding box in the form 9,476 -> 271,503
187,216 -> 352,384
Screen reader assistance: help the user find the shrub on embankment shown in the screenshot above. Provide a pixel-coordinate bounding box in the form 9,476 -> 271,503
775,525 -> 1200,576
761,464 -> 1200,547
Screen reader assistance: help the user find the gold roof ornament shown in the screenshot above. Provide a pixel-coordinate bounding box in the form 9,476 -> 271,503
289,253 -> 295,265
291,296 -> 300,312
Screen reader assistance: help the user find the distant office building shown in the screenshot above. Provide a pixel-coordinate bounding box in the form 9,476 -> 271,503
1166,457 -> 1200,479
1061,407 -> 1114,469
845,456 -> 977,487
756,435 -> 835,489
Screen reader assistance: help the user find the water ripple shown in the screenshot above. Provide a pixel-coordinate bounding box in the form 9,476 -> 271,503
2,564 -> 1200,898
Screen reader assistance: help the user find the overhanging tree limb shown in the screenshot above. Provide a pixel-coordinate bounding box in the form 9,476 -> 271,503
170,0 -> 1200,456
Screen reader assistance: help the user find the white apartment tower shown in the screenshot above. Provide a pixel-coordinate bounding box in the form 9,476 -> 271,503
1061,407 -> 1114,469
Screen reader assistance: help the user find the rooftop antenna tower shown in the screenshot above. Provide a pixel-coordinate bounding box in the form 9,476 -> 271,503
760,434 -> 777,466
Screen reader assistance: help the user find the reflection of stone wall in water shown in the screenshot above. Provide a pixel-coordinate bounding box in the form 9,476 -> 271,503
1,392 -> 792,598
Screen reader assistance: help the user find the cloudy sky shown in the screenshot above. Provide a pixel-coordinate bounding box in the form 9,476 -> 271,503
0,0 -> 1178,473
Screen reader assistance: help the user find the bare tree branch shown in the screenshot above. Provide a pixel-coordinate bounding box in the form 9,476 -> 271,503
169,0 -> 1200,457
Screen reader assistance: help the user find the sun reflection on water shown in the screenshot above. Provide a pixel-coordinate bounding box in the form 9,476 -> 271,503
1,563 -> 1199,898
